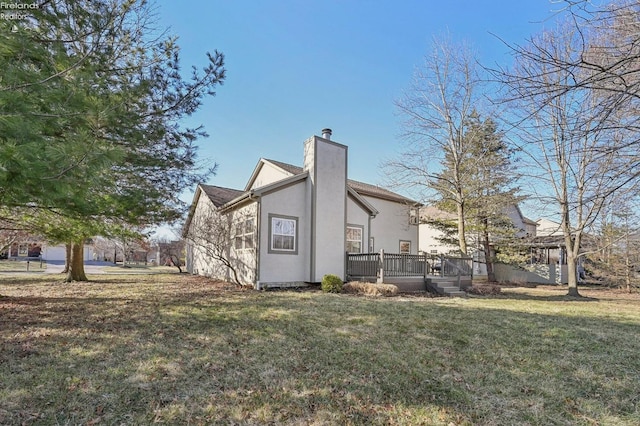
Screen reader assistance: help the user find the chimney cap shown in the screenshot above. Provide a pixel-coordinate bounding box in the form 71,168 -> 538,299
321,128 -> 332,140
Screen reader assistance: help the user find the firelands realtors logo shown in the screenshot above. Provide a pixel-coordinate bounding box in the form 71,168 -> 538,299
1,2 -> 38,32
1,2 -> 38,20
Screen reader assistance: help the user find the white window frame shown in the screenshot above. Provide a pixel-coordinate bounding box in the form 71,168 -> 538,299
346,225 -> 363,253
268,214 -> 298,254
399,240 -> 411,254
234,218 -> 254,250
243,219 -> 255,249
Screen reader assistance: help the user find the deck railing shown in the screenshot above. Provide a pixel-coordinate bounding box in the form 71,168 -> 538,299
382,253 -> 427,277
426,253 -> 473,276
346,250 -> 472,281
345,252 -> 380,278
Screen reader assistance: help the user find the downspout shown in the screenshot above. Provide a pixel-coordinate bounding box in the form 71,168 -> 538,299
254,196 -> 261,289
368,215 -> 373,253
414,205 -> 420,254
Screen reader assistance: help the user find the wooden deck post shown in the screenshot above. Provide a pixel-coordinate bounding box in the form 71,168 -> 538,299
377,249 -> 384,284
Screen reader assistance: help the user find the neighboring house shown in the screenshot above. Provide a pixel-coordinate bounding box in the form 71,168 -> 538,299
506,205 -> 538,238
3,241 -> 94,261
418,204 -> 539,278
4,240 -> 43,259
418,204 -> 538,255
418,206 -> 458,255
535,218 -> 563,237
183,129 -> 420,288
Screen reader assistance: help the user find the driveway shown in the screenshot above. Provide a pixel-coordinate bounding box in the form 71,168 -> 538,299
44,260 -> 117,274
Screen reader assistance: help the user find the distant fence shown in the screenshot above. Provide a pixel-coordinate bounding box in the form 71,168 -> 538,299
346,251 -> 472,281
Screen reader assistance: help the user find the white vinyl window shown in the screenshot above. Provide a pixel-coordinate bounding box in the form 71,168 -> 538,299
346,225 -> 363,253
235,218 -> 254,250
244,219 -> 254,249
399,240 -> 411,254
269,215 -> 297,254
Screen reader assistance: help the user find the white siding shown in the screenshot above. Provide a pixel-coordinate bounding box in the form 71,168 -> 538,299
536,218 -> 562,236
187,193 -> 258,285
419,224 -> 457,254
249,162 -> 292,190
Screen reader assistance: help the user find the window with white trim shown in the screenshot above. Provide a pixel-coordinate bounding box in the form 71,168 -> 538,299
346,225 -> 363,253
234,218 -> 254,250
269,215 -> 297,254
399,240 -> 411,254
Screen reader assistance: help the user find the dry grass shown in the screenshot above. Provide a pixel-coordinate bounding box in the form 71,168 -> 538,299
343,281 -> 399,296
1,274 -> 639,425
466,283 -> 502,296
0,259 -> 46,272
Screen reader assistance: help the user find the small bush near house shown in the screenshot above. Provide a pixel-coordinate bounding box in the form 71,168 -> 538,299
466,283 -> 502,296
343,281 -> 398,296
321,274 -> 343,293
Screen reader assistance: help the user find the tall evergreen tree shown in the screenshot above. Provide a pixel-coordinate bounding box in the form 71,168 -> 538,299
428,112 -> 521,279
0,0 -> 226,281
462,113 -> 521,281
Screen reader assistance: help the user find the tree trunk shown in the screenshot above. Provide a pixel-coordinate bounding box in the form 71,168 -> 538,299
170,255 -> 182,273
566,252 -> 581,297
65,240 -> 88,282
61,242 -> 71,274
457,201 -> 467,255
482,219 -> 495,282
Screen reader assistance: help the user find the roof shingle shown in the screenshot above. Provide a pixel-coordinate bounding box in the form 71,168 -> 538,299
263,159 -> 418,205
200,184 -> 245,207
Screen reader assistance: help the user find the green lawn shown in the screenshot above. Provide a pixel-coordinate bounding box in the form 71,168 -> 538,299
1,274 -> 639,425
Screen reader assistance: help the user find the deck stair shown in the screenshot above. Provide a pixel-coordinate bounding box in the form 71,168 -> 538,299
427,276 -> 471,297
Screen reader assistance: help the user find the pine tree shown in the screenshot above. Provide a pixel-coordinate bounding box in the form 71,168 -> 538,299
430,112 -> 521,280
0,0 -> 226,281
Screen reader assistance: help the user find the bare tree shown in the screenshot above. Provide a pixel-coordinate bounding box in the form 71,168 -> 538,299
156,237 -> 185,273
388,36 -> 488,255
496,17 -> 639,296
184,202 -> 255,288
592,196 -> 640,292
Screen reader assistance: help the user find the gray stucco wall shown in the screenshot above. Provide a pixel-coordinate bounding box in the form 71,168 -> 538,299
258,180 -> 310,285
305,136 -> 347,281
366,196 -> 418,254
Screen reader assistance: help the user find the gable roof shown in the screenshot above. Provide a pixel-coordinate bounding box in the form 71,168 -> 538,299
185,157 -> 419,236
264,159 -> 303,176
200,184 -> 245,208
513,204 -> 538,226
263,159 -> 419,205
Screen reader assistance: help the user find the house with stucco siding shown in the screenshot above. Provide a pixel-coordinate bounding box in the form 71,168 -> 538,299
183,129 -> 420,289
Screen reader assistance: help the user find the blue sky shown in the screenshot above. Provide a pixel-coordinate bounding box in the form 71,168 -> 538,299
155,0 -> 562,212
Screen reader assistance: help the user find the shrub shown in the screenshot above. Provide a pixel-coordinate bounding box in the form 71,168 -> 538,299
343,281 -> 398,297
321,274 -> 343,293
